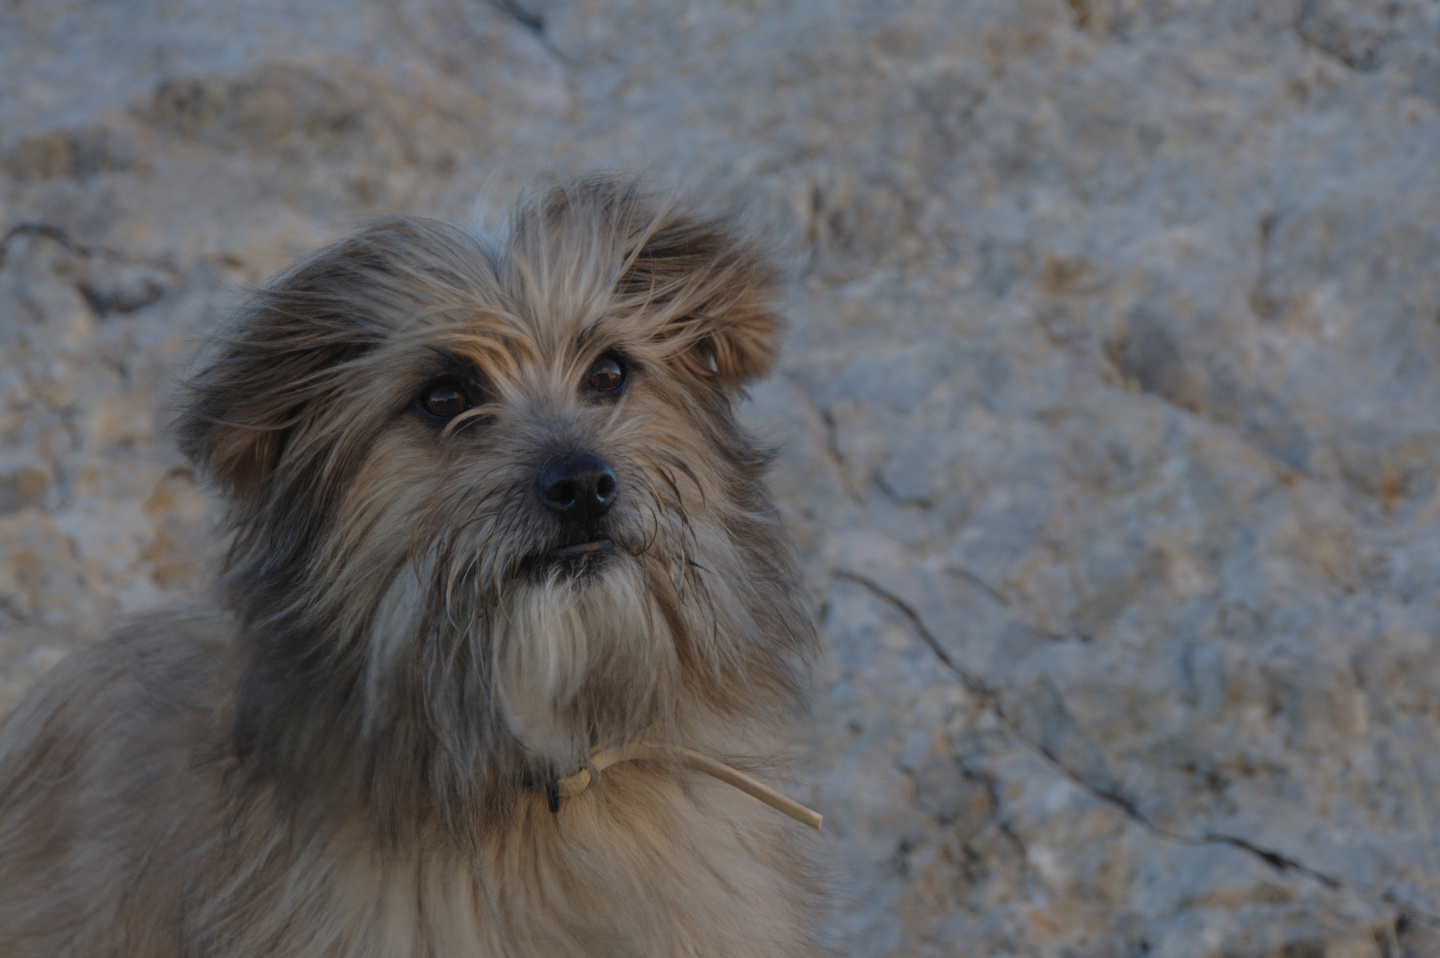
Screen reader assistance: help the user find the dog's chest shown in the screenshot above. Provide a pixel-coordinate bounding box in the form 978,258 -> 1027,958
212,782 -> 808,958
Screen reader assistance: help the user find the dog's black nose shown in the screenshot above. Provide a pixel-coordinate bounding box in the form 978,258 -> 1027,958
539,453 -> 617,521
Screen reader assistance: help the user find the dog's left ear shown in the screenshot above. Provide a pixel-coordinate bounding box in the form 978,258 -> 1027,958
618,205 -> 786,392
175,230 -> 403,502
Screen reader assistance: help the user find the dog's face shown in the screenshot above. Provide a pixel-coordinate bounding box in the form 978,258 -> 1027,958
178,180 -> 812,827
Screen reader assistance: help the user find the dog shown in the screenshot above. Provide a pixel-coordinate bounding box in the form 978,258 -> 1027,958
0,177 -> 824,957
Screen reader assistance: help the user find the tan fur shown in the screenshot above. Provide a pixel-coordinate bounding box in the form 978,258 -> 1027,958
0,177 -> 824,957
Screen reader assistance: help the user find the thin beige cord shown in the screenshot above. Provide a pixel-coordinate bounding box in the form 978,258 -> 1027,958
555,743 -> 823,830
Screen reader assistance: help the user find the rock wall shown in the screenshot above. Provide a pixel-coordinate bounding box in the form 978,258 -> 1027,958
4,1 -> 1440,954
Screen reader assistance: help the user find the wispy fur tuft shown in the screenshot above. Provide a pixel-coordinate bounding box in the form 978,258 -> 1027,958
0,176 -> 824,957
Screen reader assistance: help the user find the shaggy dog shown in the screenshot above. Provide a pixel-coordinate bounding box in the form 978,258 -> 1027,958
0,177 -> 823,957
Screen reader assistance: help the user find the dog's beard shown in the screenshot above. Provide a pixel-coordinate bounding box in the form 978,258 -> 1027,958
491,558 -> 675,767
366,539 -> 681,781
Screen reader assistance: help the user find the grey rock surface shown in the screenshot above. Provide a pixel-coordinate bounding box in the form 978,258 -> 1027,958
5,0 -> 1440,954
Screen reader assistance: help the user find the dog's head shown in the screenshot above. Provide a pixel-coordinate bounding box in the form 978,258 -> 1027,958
178,177 -> 813,823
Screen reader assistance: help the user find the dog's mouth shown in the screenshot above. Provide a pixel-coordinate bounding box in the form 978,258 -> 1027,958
553,539 -> 612,557
521,537 -> 617,579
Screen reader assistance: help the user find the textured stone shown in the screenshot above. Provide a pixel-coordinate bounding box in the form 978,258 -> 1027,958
5,0 -> 1440,954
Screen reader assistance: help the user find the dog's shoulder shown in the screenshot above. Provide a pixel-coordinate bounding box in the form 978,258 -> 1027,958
0,604 -> 229,747
0,605 -> 232,957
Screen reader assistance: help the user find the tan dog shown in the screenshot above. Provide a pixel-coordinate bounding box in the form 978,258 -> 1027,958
0,177 -> 823,957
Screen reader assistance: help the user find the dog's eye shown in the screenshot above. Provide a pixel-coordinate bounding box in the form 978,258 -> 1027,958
421,380 -> 470,419
586,356 -> 625,392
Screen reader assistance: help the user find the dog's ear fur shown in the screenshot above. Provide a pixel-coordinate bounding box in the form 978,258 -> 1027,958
621,207 -> 785,390
175,235 -> 397,500
535,177 -> 787,393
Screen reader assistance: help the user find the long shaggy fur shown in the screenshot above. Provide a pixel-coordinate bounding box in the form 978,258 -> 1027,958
0,177 -> 823,957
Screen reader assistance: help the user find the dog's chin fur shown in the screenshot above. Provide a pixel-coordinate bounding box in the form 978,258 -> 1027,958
0,176 -> 825,958
492,559 -> 671,766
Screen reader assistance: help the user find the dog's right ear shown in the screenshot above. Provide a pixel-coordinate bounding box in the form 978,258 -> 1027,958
616,204 -> 787,394
176,238 -> 391,501
531,177 -> 786,394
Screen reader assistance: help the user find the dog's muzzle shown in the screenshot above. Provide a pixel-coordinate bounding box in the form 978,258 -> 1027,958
529,451 -> 621,577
